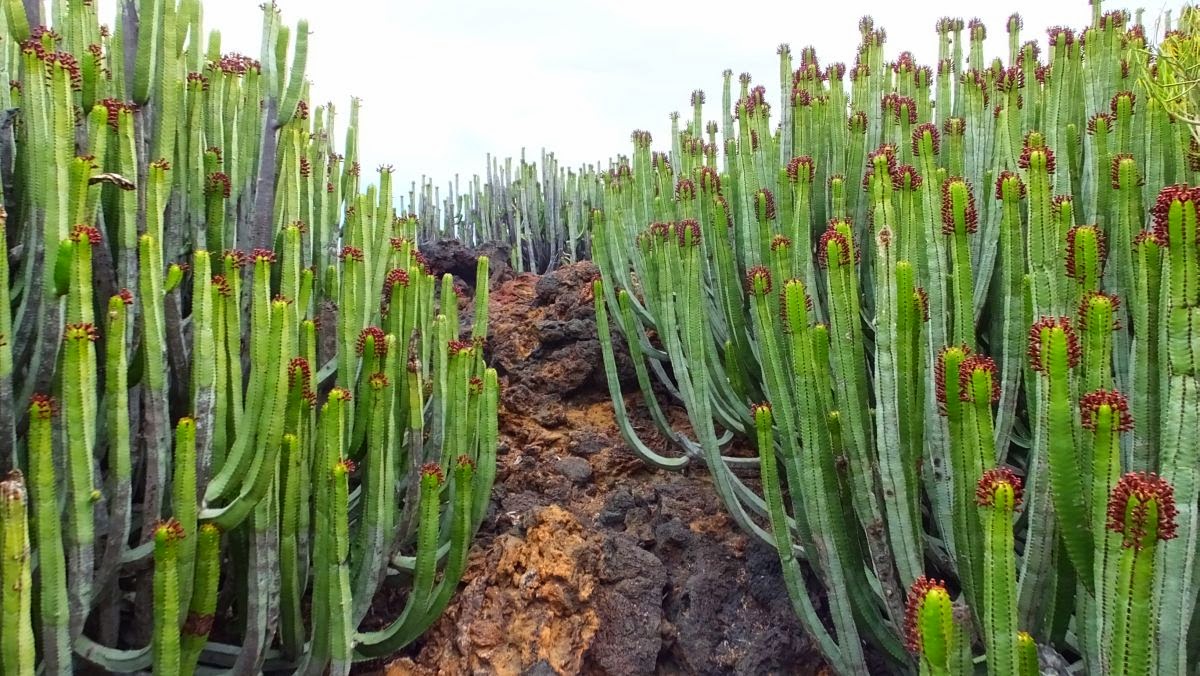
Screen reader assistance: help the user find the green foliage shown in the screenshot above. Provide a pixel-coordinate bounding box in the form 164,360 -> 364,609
0,1 -> 497,673
593,3 -> 1198,674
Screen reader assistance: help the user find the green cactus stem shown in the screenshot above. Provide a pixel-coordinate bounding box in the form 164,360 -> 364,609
26,395 -> 69,674
0,470 -> 35,675
1151,184 -> 1200,674
905,576 -> 972,676
1106,472 -> 1178,676
1029,316 -> 1094,588
151,519 -> 184,676
977,467 -> 1023,676
179,523 -> 220,674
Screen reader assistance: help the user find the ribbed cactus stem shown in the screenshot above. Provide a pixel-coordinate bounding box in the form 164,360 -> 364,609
328,457 -> 355,676
1107,472 -> 1178,676
1080,389 -> 1131,669
1022,135 -> 1061,313
1130,231 -> 1162,470
977,468 -> 1022,676
139,234 -> 170,537
941,177 -> 978,347
151,519 -> 183,676
179,523 -> 220,674
1030,316 -> 1094,588
993,172 -> 1027,458
753,402 -> 861,674
937,344 -> 984,613
95,294 -> 133,594
820,221 -> 905,624
26,395 -> 69,674
62,319 -> 98,637
171,417 -> 198,624
0,210 -> 11,470
1016,631 -> 1039,676
0,471 -> 35,675
1152,184 -> 1200,673
905,576 -> 969,676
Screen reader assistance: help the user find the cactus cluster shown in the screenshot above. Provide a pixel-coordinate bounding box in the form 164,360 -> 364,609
407,149 -> 606,275
0,0 -> 497,673
593,3 -> 1200,674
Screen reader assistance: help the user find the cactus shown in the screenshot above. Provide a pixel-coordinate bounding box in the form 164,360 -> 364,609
0,471 -> 35,674
1,1 -> 498,672
592,4 -> 1197,674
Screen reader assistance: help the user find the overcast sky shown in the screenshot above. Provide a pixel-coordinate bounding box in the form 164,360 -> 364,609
94,0 -> 1185,197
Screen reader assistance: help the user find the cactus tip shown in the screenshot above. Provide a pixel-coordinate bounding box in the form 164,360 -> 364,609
1107,472 -> 1178,548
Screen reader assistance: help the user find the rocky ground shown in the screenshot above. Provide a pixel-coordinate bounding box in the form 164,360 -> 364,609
377,241 -> 829,675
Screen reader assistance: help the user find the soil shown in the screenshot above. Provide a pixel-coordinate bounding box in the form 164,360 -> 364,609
379,242 -> 829,676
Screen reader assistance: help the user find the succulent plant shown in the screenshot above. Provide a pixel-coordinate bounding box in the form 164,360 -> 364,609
0,1 -> 498,673
592,3 -> 1197,674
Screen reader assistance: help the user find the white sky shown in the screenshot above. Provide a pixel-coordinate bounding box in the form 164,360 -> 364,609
92,0 -> 1186,195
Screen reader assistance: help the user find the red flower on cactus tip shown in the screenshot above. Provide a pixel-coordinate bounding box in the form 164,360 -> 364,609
1027,317 -> 1080,372
1087,112 -> 1114,136
1017,143 -> 1056,174
942,117 -> 966,136
288,356 -> 312,389
818,227 -> 854,269
958,354 -> 1000,404
206,172 -> 231,198
64,323 -> 99,342
30,394 -> 56,419
153,518 -> 187,544
904,576 -> 951,655
934,345 -> 971,415
334,457 -> 358,476
1110,154 -> 1142,190
676,220 -> 701,247
250,248 -> 276,264
1151,184 -> 1200,247
70,224 -> 102,244
675,179 -> 696,202
1047,26 -> 1076,48
1080,389 -> 1133,432
1110,91 -> 1136,116
469,377 -> 484,396
745,266 -> 773,296
911,122 -> 941,156
328,387 -> 353,403
1077,292 -> 1121,333
770,235 -> 792,252
356,327 -> 388,358
787,156 -> 815,184
994,171 -> 1026,200
939,178 -> 979,236
421,462 -> 446,484
914,288 -> 930,323
848,111 -> 867,134
975,467 -> 1024,509
1133,229 -> 1165,249
697,166 -> 721,193
385,268 -> 410,292
223,249 -> 249,268
1065,226 -> 1107,281
340,246 -> 364,263
448,339 -> 475,357
1107,472 -> 1178,548
368,372 -> 390,390
893,164 -> 921,190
